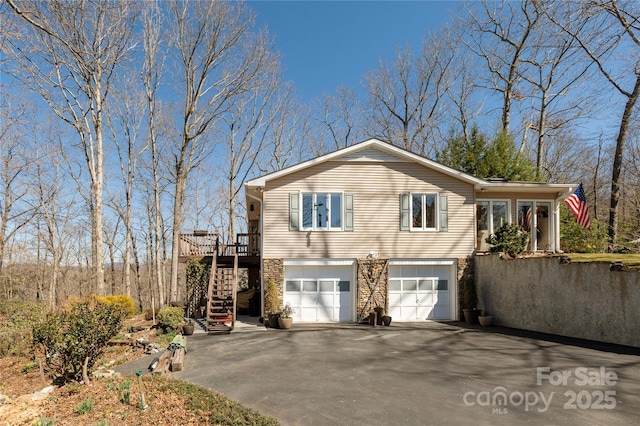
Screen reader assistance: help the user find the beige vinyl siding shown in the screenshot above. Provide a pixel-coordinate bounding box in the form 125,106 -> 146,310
263,160 -> 475,259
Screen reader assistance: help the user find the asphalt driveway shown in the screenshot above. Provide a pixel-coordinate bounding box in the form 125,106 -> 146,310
118,320 -> 640,426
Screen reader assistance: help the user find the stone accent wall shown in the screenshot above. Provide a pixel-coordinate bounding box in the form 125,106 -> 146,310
356,258 -> 389,322
457,256 -> 474,320
262,258 -> 284,312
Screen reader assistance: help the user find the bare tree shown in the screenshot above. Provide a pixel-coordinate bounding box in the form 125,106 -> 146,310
365,30 -> 455,156
141,0 -> 169,307
313,86 -> 364,152
0,97 -> 37,273
546,0 -> 640,249
460,0 -> 541,135
4,0 -> 137,295
258,82 -> 307,173
106,78 -> 148,297
517,9 -> 597,180
167,0 -> 275,303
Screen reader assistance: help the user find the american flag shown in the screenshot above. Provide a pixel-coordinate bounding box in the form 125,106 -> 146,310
565,183 -> 591,230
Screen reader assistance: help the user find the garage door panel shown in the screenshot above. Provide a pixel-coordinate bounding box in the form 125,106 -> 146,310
284,264 -> 353,322
389,263 -> 453,321
400,292 -> 418,307
318,293 -> 335,307
300,307 -> 318,321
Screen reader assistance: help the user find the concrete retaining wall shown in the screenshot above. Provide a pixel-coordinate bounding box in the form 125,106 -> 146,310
475,254 -> 640,348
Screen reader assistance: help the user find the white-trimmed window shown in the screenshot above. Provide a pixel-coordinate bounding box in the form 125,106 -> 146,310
476,200 -> 510,235
289,192 -> 354,231
400,193 -> 448,232
411,193 -> 438,231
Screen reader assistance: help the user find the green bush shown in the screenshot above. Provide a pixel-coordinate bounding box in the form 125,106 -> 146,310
156,306 -> 184,331
32,299 -> 127,382
560,205 -> 608,253
0,300 -> 47,357
486,223 -> 529,258
96,294 -> 136,318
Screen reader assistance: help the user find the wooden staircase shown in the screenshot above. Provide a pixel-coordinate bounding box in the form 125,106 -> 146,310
205,252 -> 238,334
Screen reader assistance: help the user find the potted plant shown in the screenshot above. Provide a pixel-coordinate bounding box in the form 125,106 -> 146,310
368,309 -> 377,326
462,277 -> 481,324
182,319 -> 195,335
264,280 -> 280,328
374,306 -> 384,325
278,303 -> 295,329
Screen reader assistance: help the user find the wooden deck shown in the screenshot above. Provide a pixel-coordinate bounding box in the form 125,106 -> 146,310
179,231 -> 260,334
179,232 -> 260,263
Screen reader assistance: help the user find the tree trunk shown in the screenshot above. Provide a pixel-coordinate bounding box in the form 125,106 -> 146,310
170,172 -> 187,305
608,73 -> 640,251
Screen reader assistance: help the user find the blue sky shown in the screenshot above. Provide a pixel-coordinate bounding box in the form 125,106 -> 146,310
248,1 -> 456,101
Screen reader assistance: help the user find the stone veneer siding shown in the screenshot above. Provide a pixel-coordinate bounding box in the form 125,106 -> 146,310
262,258 -> 284,313
457,255 -> 474,320
264,256 -> 472,322
356,258 -> 390,322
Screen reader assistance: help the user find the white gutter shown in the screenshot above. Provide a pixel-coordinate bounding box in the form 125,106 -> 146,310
554,186 -> 574,253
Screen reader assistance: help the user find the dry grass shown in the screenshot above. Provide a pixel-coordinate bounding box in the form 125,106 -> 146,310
0,313 -> 279,426
566,253 -> 640,270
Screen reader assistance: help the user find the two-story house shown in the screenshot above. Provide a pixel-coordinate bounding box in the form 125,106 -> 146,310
245,138 -> 574,323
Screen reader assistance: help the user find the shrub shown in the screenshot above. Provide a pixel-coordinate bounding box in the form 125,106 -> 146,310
96,294 -> 136,318
0,300 -> 47,357
156,306 -> 184,331
560,205 -> 608,253
462,277 -> 478,309
143,307 -> 154,321
264,280 -> 280,314
32,298 -> 127,382
486,223 -> 529,258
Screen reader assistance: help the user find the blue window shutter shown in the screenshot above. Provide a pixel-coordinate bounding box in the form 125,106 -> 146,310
344,194 -> 354,231
400,193 -> 410,231
289,193 -> 299,231
439,194 -> 448,232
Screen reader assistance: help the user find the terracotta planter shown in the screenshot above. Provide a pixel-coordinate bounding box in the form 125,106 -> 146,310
182,324 -> 195,335
278,317 -> 293,329
478,315 -> 494,326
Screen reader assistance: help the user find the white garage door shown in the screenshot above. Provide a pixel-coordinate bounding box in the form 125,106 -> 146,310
388,262 -> 455,321
284,262 -> 354,322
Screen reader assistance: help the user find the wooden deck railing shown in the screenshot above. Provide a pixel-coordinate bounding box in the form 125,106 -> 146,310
179,232 -> 260,259
220,233 -> 260,257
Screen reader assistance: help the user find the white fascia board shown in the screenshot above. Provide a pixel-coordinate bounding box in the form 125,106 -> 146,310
478,182 -> 575,195
389,259 -> 456,266
283,258 -> 356,266
245,138 -> 487,189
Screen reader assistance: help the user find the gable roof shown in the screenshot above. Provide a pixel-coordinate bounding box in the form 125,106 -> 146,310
245,138 -> 575,196
246,138 -> 486,188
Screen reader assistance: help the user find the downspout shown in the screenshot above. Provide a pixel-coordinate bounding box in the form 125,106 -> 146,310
554,188 -> 572,253
247,191 -> 264,317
